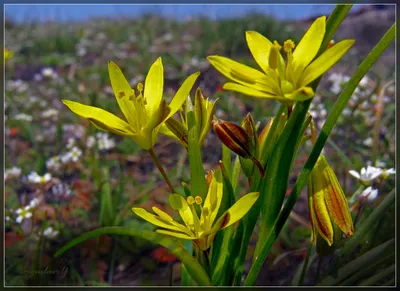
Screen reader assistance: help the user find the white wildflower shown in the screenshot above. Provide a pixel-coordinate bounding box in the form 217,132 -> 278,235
41,108 -> 59,119
86,136 -> 96,149
363,137 -> 373,147
15,113 -> 33,122
360,186 -> 379,202
27,172 -> 52,184
42,226 -> 59,239
29,197 -> 41,208
15,206 -> 33,223
46,156 -> 62,171
380,168 -> 395,179
5,166 -> 22,180
349,166 -> 383,186
41,67 -> 57,79
66,138 -> 76,149
69,147 -> 82,162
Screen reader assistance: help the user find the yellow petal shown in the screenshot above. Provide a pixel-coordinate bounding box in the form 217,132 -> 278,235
132,207 -> 190,235
219,192 -> 259,229
62,100 -> 135,136
152,206 -> 195,236
207,56 -> 275,93
283,86 -> 314,101
171,194 -> 195,230
246,31 -> 285,76
299,40 -> 355,87
144,57 -> 164,118
167,71 -> 200,120
223,82 -> 280,100
202,170 -> 223,227
245,31 -> 273,74
156,229 -> 196,240
5,49 -> 14,62
292,16 -> 326,82
108,61 -> 139,128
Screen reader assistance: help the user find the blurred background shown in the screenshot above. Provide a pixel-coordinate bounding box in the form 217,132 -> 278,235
4,4 -> 395,286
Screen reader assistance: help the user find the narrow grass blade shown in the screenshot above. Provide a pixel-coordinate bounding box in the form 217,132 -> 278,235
54,227 -> 211,286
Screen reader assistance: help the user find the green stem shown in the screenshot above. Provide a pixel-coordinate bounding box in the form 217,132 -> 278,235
315,256 -> 323,284
298,239 -> 314,286
148,148 -> 176,193
244,15 -> 395,288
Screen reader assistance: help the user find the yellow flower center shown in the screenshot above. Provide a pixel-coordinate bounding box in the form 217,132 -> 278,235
283,39 -> 295,53
187,196 -> 195,205
195,196 -> 203,205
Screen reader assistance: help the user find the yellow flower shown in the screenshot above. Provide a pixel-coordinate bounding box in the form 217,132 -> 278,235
308,155 -> 354,246
208,16 -> 355,103
62,58 -> 199,149
133,170 -> 259,250
5,49 -> 14,62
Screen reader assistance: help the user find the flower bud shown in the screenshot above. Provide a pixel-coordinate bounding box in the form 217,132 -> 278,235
194,88 -> 217,146
165,117 -> 188,149
212,119 -> 254,159
308,155 -> 354,246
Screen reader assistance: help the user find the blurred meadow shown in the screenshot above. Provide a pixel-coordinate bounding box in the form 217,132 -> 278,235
4,4 -> 396,286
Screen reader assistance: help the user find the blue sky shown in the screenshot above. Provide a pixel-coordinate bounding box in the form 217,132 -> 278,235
4,4 -> 354,23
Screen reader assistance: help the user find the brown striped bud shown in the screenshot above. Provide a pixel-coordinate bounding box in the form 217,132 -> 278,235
212,119 -> 255,159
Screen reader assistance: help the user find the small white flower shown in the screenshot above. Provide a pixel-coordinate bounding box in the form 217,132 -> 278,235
66,138 -> 76,149
4,166 -> 22,180
69,147 -> 82,162
42,226 -> 59,239
41,109 -> 58,119
97,134 -> 116,151
41,67 -> 57,79
86,136 -> 96,149
46,156 -> 62,172
380,168 -> 396,179
15,206 -> 32,223
60,152 -> 72,164
15,113 -> 33,122
27,172 -> 52,184
363,137 -> 373,147
5,216 -> 11,222
360,186 -> 379,202
29,197 -> 41,208
349,166 -> 383,185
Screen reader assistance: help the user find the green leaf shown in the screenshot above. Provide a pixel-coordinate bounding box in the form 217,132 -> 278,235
186,97 -> 208,200
222,144 -> 233,180
181,240 -> 193,286
358,264 -> 395,286
336,189 -> 395,260
99,167 -> 114,226
231,104 -> 286,285
210,164 -> 236,285
231,155 -> 241,195
254,100 -> 308,258
317,239 -> 394,286
54,227 -> 211,286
